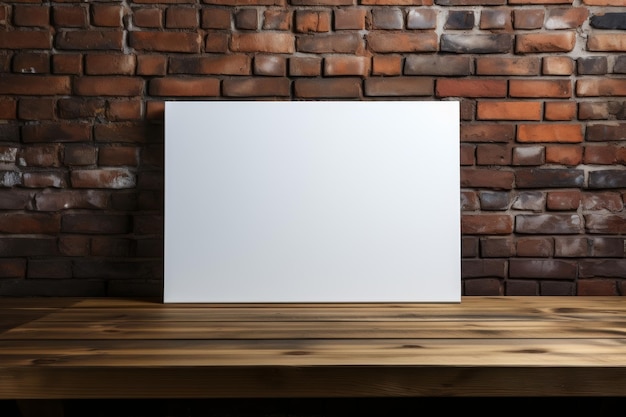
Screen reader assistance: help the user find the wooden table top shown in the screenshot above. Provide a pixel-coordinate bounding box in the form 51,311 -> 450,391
1,296 -> 626,399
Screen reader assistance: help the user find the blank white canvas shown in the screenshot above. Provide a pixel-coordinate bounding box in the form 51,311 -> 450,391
164,101 -> 460,303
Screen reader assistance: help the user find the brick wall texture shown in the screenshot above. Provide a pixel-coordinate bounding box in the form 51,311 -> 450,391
1,0 -> 625,297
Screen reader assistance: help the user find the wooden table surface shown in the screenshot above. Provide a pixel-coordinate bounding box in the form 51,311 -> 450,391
1,296 -> 626,399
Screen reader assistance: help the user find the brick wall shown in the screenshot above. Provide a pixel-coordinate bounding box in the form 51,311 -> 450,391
0,0 -> 625,297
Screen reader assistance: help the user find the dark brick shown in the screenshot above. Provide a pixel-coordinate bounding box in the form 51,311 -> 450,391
540,281 -> 575,296
516,214 -> 582,234
27,259 -> 72,279
554,237 -> 589,257
0,259 -> 26,278
464,278 -> 503,296
0,237 -> 57,256
73,259 -> 162,279
462,236 -> 479,257
577,57 -> 608,75
461,259 -> 506,278
480,237 -> 515,257
517,237 -> 554,257
588,170 -> 626,188
0,189 -> 34,209
506,280 -> 538,296
515,168 -> 584,188
297,33 -> 361,53
440,34 -> 512,53
94,123 -> 163,143
591,237 -> 625,257
509,259 -> 577,279
461,168 -> 514,189
590,13 -> 626,30
580,260 -> 626,278
586,123 -> 626,141
91,237 -> 132,257
577,279 -> 618,296
62,214 -> 131,234
585,214 -> 626,234
35,190 -> 109,211
404,56 -> 470,76
0,279 -> 105,297
479,191 -> 510,210
445,11 -> 475,30
0,213 -> 60,234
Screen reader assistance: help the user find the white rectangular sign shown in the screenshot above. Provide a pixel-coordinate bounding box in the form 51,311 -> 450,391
164,101 -> 460,303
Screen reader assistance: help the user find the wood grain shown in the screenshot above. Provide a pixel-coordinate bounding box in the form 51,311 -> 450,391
1,296 -> 626,398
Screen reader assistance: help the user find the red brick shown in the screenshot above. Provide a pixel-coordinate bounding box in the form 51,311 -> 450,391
13,5 -> 50,27
295,10 -> 331,33
146,101 -> 165,120
509,79 -> 571,98
202,7 -> 231,29
580,259 -> 626,278
476,144 -> 512,165
231,33 -> 294,53
460,143 -> 476,166
546,145 -> 583,165
205,32 -> 229,52
334,8 -> 366,30
512,9 -> 544,29
324,56 -> 369,76
516,32 -> 576,53
578,280 -> 618,296
137,55 -> 167,76
294,78 -> 361,98
58,98 -> 105,119
204,0 -> 284,4
367,32 -> 437,53
169,55 -> 251,75
465,278 -> 503,296
74,76 -> 144,96
85,54 -> 136,75
56,30 -> 123,50
98,146 -> 139,166
289,57 -> 321,76
24,172 -> 67,188
361,0 -> 432,4
576,79 -> 626,96
364,77 -> 433,97
544,101 -> 576,120
477,101 -> 542,120
262,9 -> 291,30
91,4 -> 123,27
545,7 -> 588,29
512,145 -> 544,165
583,0 -> 626,4
547,190 -> 581,210
18,98 -> 55,120
461,123 -> 515,143
517,124 -> 583,143
587,34 -> 626,51
0,30 -> 52,49
22,123 -> 91,143
64,144 -> 97,166
584,144 -> 626,164
129,31 -> 201,53
94,123 -> 162,143
91,237 -> 132,257
582,192 -> 624,212
436,79 -> 507,98
578,102 -> 608,120
372,55 -> 402,76
254,55 -> 286,76
461,214 -> 513,234
236,10 -> 259,30
0,100 -> 17,119
166,7 -> 198,29
107,100 -> 142,121
517,237 -> 554,257
476,57 -> 540,75
71,168 -> 136,189
0,259 -> 26,279
516,214 -> 582,234
53,5 -> 88,28
0,237 -> 58,257
0,213 -> 60,234
52,54 -> 82,74
12,52 -> 50,73
460,167 -> 515,189
542,56 -> 574,75
149,77 -> 220,96
297,33 -> 362,53
479,9 -> 512,30
222,78 -> 291,97
480,237 -> 515,257
133,8 -> 162,28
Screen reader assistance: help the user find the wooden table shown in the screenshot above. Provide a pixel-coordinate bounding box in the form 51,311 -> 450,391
1,296 -> 626,401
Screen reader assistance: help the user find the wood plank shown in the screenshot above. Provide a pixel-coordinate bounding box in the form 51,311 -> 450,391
1,338 -> 626,367
3,319 -> 626,340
